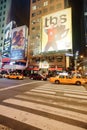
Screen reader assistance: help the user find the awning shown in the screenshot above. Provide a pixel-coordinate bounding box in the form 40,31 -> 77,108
56,68 -> 63,71
27,66 -> 39,71
33,67 -> 39,71
48,68 -> 55,71
2,58 -> 10,62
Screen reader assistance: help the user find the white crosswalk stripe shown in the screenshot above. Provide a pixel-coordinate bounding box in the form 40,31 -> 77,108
0,84 -> 87,130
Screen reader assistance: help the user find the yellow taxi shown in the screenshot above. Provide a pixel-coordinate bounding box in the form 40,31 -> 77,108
6,73 -> 24,80
49,75 -> 86,85
82,75 -> 87,84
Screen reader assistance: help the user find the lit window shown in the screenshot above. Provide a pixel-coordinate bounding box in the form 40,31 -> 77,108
37,4 -> 42,9
32,5 -> 37,10
32,20 -> 36,24
44,1 -> 48,6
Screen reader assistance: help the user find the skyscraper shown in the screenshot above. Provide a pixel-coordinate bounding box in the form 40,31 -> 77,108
0,0 -> 12,53
0,0 -> 29,54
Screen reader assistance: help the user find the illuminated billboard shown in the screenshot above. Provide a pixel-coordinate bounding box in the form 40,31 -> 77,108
3,21 -> 13,58
41,8 -> 72,52
11,25 -> 28,60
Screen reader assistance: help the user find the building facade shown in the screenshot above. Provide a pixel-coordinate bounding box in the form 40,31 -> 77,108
29,0 -> 72,73
0,0 -> 12,53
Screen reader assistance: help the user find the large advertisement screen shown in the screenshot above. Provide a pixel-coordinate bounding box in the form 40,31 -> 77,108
42,8 -> 72,52
11,25 -> 28,60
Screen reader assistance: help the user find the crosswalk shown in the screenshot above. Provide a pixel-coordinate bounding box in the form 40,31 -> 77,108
0,84 -> 87,130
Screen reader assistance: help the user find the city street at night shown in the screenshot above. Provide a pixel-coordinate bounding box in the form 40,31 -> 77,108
0,77 -> 87,130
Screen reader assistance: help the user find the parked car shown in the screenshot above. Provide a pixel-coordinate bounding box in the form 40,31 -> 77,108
6,73 -> 24,80
29,73 -> 47,81
0,70 -> 9,78
49,75 -> 86,85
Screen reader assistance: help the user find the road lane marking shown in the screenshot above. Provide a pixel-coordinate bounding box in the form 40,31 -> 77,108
0,81 -> 42,92
64,93 -> 87,99
3,98 -> 87,123
25,91 -> 87,103
0,105 -> 86,130
34,86 -> 87,95
31,89 -> 55,94
15,94 -> 87,112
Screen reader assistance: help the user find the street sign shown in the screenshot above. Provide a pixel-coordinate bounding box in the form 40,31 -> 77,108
65,53 -> 73,57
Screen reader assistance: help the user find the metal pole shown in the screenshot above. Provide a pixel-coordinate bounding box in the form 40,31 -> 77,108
74,59 -> 77,74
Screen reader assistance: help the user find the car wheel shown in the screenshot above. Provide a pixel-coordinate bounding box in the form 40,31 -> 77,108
76,81 -> 81,85
55,80 -> 60,84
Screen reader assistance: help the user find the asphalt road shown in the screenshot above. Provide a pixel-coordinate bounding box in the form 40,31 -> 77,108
0,77 -> 87,130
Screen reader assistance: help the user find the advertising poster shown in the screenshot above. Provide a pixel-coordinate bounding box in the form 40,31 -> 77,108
42,8 -> 72,52
3,21 -> 13,58
11,25 -> 28,60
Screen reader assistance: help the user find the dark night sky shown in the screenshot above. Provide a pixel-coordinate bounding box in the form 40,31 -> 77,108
10,0 -> 30,27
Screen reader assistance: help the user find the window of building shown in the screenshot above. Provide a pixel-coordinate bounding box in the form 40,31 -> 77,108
50,0 -> 54,3
2,24 -> 4,27
32,20 -> 36,24
4,5 -> 6,8
44,1 -> 48,6
36,26 -> 40,30
37,18 -> 41,23
1,1 -> 3,4
50,6 -> 54,11
37,4 -> 42,9
56,3 -> 62,9
2,29 -> 4,33
43,8 -> 48,13
32,27 -> 35,31
32,5 -> 37,11
0,43 -> 2,47
0,12 -> 2,16
32,12 -> 36,17
1,37 -> 3,40
3,17 -> 5,20
37,10 -> 41,15
0,6 -> 2,10
3,11 -> 5,15
36,33 -> 40,38
32,0 -> 36,3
